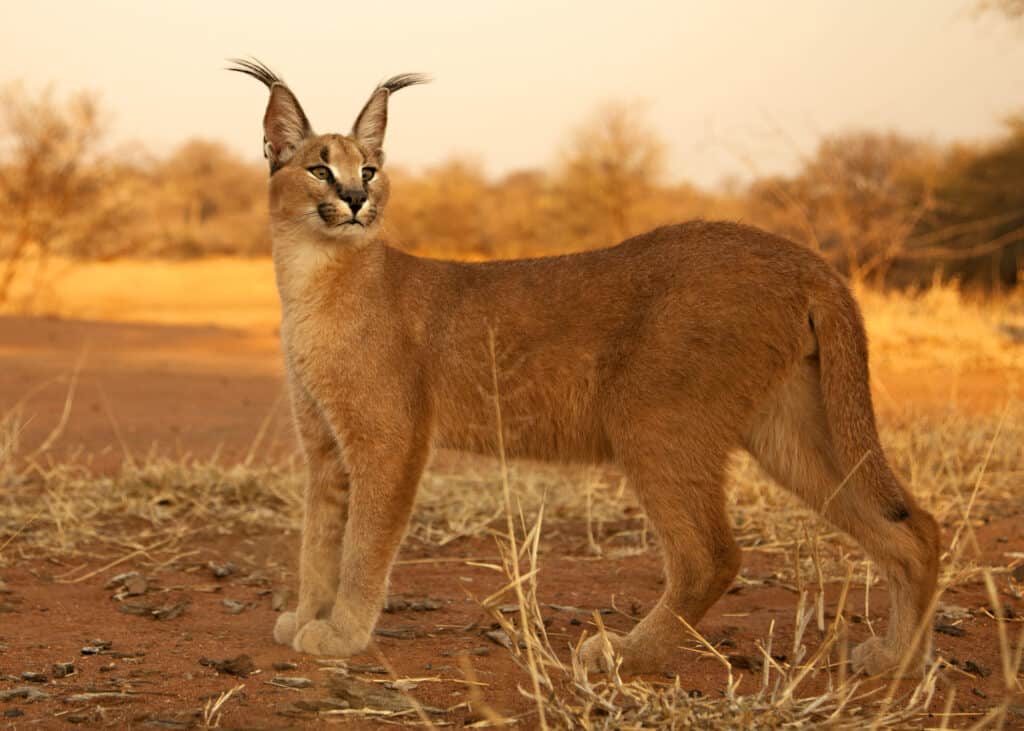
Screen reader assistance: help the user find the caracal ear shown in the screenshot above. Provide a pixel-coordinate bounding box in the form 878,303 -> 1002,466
351,73 -> 431,159
227,58 -> 313,173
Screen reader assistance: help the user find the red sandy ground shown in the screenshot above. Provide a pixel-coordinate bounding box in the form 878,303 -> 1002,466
0,315 -> 1021,729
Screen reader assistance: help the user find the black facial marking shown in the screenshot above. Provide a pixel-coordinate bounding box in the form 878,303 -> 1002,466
888,505 -> 911,522
319,147 -> 329,163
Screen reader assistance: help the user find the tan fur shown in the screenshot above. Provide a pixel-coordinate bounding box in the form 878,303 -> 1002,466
230,61 -> 940,676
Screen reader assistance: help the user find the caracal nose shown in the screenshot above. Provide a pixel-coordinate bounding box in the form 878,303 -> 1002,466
338,187 -> 367,216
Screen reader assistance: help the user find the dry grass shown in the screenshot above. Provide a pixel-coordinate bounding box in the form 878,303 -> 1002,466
1,275 -> 1022,727
1,394 -> 1022,727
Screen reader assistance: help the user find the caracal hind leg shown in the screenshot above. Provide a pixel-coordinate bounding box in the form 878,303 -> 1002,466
274,386 -> 349,646
744,364 -> 940,675
580,435 -> 740,674
293,420 -> 430,657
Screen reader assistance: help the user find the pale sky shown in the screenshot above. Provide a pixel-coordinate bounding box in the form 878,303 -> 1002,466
3,0 -> 1022,187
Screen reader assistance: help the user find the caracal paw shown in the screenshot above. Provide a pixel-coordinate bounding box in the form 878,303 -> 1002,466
292,618 -> 370,657
273,611 -> 300,646
851,636 -> 919,677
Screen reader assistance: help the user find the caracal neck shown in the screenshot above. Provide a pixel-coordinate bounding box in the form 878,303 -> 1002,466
271,227 -> 384,318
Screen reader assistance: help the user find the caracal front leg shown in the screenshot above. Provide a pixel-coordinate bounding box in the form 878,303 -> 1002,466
274,384 -> 350,646
293,415 -> 431,656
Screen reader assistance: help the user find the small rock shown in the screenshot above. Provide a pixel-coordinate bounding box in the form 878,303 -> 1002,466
272,661 -> 298,671
292,698 -> 350,712
727,654 -> 755,671
271,676 -> 312,689
123,574 -> 148,597
972,687 -> 988,699
327,675 -> 442,714
385,594 -> 442,612
21,671 -> 48,683
3,709 -> 24,718
64,692 -> 131,703
964,660 -> 991,677
1013,564 -> 1024,583
935,623 -> 966,637
153,601 -> 187,621
99,662 -> 116,672
105,572 -> 139,589
222,599 -> 246,614
199,654 -> 256,677
208,562 -> 237,579
346,664 -> 387,674
0,686 -> 50,702
52,661 -> 75,678
373,626 -> 422,640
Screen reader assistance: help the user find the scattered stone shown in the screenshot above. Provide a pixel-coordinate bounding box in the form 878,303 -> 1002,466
443,645 -> 491,658
374,626 -> 422,640
21,671 -> 47,683
105,572 -> 138,589
935,623 -> 966,637
972,687 -> 988,699
937,603 -> 972,622
346,664 -> 388,675
107,572 -> 149,598
0,686 -> 50,702
727,654 -> 756,671
3,709 -> 24,718
141,718 -> 193,729
326,675 -> 443,714
271,589 -> 291,612
153,601 -> 188,621
384,594 -> 442,613
81,639 -> 113,655
208,561 -> 237,579
99,662 -> 117,672
291,698 -> 350,712
52,661 -> 76,678
484,628 -> 525,650
1013,564 -> 1024,582
497,604 -> 519,614
272,661 -> 298,671
964,660 -> 991,677
570,617 -> 581,626
222,599 -> 247,614
123,574 -> 148,597
64,692 -> 131,703
199,654 -> 256,677
0,604 -> 17,613
270,676 -> 313,689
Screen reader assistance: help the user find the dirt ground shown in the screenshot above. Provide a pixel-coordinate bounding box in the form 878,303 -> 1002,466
1,315 -> 1022,728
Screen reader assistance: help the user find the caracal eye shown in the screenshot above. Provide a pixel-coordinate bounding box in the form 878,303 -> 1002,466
361,166 -> 377,183
308,166 -> 331,181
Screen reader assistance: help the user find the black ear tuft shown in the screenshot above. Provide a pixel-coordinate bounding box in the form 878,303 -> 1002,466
227,58 -> 313,172
351,73 -> 430,155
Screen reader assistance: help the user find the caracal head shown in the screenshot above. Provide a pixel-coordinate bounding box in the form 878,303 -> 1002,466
228,58 -> 428,244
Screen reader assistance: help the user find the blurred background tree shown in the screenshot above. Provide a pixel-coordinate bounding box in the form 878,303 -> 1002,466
0,85 -> 127,302
1,82 -> 1021,296
553,102 -> 665,249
